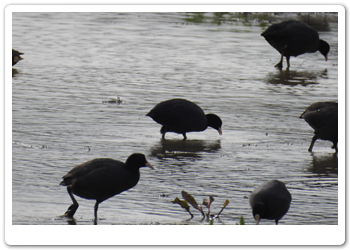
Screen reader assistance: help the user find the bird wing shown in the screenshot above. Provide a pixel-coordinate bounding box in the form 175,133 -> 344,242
60,158 -> 122,185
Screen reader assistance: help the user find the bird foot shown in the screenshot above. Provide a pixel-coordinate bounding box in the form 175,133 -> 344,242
274,62 -> 283,69
61,204 -> 78,218
331,144 -> 338,153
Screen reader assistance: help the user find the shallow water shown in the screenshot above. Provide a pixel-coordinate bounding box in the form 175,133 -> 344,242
11,12 -> 339,225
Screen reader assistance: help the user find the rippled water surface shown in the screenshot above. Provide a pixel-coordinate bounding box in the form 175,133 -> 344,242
12,12 -> 340,226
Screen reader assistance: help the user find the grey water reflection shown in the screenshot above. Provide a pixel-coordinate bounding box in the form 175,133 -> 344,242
308,153 -> 338,175
265,69 -> 328,86
150,139 -> 221,159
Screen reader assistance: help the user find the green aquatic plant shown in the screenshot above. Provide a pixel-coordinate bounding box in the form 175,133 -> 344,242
181,190 -> 205,219
217,199 -> 230,217
202,195 -> 214,219
171,197 -> 193,219
236,216 -> 245,225
184,12 -> 205,23
172,190 -> 230,222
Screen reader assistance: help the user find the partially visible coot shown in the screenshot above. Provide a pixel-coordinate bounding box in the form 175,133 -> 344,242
300,102 -> 338,152
12,49 -> 24,66
60,153 -> 153,223
249,180 -> 292,225
146,98 -> 222,140
261,20 -> 330,69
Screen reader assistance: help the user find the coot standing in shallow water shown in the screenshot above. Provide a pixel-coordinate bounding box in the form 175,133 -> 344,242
249,180 -> 292,225
261,20 -> 330,69
146,98 -> 222,140
12,49 -> 24,66
300,102 -> 338,152
60,153 -> 153,224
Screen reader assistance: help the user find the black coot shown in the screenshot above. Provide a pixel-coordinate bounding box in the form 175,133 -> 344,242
60,153 -> 153,223
249,180 -> 292,225
146,98 -> 222,140
261,20 -> 330,68
299,102 -> 338,152
12,49 -> 24,66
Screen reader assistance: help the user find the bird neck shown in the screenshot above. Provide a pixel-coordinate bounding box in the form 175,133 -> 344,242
253,202 -> 267,218
206,114 -> 222,130
126,165 -> 141,175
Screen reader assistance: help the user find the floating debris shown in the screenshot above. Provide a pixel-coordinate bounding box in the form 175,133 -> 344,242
85,146 -> 91,153
102,96 -> 123,104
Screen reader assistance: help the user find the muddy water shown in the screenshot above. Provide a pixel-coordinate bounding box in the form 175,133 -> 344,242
11,12 -> 339,226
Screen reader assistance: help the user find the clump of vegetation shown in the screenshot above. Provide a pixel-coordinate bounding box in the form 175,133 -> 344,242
172,190 -> 230,222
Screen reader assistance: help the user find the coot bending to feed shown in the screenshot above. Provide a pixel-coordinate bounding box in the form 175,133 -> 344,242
60,153 -> 153,223
261,20 -> 330,69
146,98 -> 222,140
249,180 -> 292,225
300,101 -> 338,152
12,49 -> 24,66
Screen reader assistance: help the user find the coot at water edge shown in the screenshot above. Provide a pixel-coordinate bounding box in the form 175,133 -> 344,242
300,101 -> 338,152
146,98 -> 222,140
249,180 -> 292,225
60,153 -> 153,224
261,20 -> 330,69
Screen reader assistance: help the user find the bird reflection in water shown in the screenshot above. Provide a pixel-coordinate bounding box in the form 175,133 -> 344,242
265,69 -> 328,86
308,153 -> 338,175
150,139 -> 221,160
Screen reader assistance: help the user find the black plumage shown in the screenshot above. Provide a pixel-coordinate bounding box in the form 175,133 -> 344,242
60,153 -> 153,222
146,98 -> 222,140
249,180 -> 292,225
12,49 -> 24,66
300,102 -> 338,152
261,20 -> 330,68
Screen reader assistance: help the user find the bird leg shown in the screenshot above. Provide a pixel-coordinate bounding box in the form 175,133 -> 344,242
62,186 -> 79,217
275,53 -> 284,69
182,133 -> 187,140
308,135 -> 317,152
160,126 -> 167,139
94,201 -> 100,219
286,56 -> 291,69
94,201 -> 100,222
275,46 -> 286,69
275,45 -> 288,69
